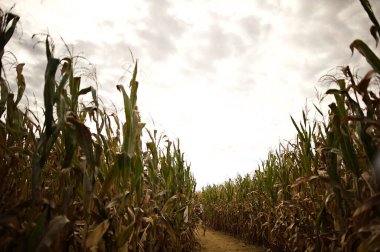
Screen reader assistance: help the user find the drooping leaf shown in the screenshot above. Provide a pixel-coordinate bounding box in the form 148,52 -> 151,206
353,193 -> 380,221
116,208 -> 135,248
15,63 -> 25,106
85,219 -> 110,249
370,25 -> 379,46
66,114 -> 95,169
36,215 -> 70,252
356,70 -> 376,94
0,11 -> 19,75
359,0 -> 380,41
350,39 -> 380,74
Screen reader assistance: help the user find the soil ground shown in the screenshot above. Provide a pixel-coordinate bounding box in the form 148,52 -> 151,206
196,227 -> 265,252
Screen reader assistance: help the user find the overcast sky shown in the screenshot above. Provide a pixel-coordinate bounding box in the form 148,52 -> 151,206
2,0 -> 379,189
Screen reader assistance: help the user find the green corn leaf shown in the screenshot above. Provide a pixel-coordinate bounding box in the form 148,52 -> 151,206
116,84 -> 132,155
0,11 -> 19,74
61,127 -> 75,168
54,62 -> 71,105
71,77 -> 81,111
130,62 -> 138,108
330,104 -> 360,177
326,89 -> 346,95
44,37 -> 60,135
290,115 -> 302,136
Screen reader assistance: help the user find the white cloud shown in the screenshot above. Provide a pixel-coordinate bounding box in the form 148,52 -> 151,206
2,0 -> 379,189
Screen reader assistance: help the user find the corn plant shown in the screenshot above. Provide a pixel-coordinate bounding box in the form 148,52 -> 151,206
0,7 -> 198,252
202,1 -> 380,251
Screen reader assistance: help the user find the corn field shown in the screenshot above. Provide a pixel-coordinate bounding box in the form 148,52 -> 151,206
2,0 -> 380,251
202,1 -> 380,251
0,7 -> 199,252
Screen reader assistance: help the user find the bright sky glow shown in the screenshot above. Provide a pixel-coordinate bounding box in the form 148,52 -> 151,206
2,0 -> 378,189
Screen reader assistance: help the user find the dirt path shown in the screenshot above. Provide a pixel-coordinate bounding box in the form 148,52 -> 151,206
197,227 -> 265,252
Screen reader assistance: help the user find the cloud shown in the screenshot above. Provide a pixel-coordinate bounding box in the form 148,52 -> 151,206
183,13 -> 268,76
135,0 -> 188,61
3,0 -> 380,189
240,15 -> 268,40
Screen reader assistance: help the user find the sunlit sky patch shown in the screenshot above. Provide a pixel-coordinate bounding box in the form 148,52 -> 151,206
2,0 -> 378,189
